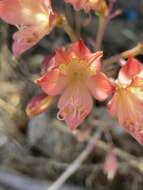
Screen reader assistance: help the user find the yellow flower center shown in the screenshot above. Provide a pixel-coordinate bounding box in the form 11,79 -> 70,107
59,55 -> 96,86
115,80 -> 143,109
130,87 -> 143,100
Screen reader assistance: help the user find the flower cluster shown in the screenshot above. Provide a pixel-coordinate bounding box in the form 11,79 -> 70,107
27,41 -> 143,144
0,0 -> 143,145
28,49 -> 143,145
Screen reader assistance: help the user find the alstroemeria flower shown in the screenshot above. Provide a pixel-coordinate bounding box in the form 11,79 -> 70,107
0,0 -> 56,57
36,40 -> 113,130
108,56 -> 143,145
65,0 -> 107,13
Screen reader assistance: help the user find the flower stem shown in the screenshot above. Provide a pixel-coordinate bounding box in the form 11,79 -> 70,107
103,42 -> 143,65
75,11 -> 81,38
95,0 -> 120,51
53,120 -> 143,173
95,14 -> 106,50
63,17 -> 78,42
57,15 -> 78,42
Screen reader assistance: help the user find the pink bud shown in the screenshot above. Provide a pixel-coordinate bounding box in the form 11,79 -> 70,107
103,149 -> 118,180
26,93 -> 53,117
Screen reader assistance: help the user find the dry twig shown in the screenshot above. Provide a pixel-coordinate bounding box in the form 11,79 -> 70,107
53,120 -> 143,173
48,129 -> 102,190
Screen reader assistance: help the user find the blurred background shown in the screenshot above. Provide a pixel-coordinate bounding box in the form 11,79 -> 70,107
0,0 -> 143,189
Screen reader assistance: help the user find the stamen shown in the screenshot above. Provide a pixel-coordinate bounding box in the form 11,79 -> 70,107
57,111 -> 65,121
59,64 -> 67,74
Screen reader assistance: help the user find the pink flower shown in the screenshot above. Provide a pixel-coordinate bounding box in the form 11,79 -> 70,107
108,56 -> 143,145
0,0 -> 56,57
36,40 -> 113,130
65,0 -> 107,13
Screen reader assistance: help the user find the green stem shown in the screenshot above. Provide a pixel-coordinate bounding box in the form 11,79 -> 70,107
57,15 -> 78,42
95,14 -> 106,51
62,18 -> 78,42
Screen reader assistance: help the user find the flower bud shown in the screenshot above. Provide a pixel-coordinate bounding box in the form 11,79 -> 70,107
103,149 -> 118,180
26,93 -> 53,117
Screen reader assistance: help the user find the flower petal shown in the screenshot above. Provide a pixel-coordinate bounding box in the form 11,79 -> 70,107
58,86 -> 93,130
0,0 -> 50,25
55,40 -> 90,66
0,0 -> 55,26
127,125 -> 143,145
67,40 -> 90,58
88,72 -> 114,101
55,40 -> 103,74
130,76 -> 143,90
108,93 -> 118,116
0,0 -> 56,57
12,25 -> 47,57
36,69 -> 67,96
119,56 -> 143,84
88,51 -> 103,72
0,0 -> 29,25
41,54 -> 56,74
21,0 -> 51,12
108,87 -> 143,145
65,0 -> 107,13
55,48 -> 70,66
65,0 -> 87,11
43,0 -> 52,9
